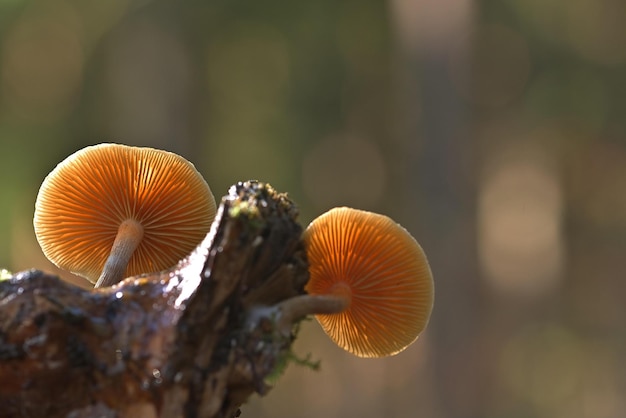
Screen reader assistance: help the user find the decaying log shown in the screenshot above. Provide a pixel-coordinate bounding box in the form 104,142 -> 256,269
0,181 -> 310,418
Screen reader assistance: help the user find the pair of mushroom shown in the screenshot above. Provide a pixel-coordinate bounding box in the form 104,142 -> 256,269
34,144 -> 434,358
34,144 -> 217,288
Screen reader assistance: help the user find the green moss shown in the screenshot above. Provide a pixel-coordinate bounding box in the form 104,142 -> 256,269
0,269 -> 12,281
228,201 -> 260,219
266,349 -> 320,385
266,320 -> 320,384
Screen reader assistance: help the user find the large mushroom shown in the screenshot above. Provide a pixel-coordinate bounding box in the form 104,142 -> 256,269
280,207 -> 434,358
34,143 -> 217,288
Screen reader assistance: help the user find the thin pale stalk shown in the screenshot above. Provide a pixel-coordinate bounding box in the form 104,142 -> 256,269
96,219 -> 144,288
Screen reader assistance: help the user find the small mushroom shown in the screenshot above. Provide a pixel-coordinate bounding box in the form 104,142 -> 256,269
280,207 -> 434,358
34,143 -> 217,288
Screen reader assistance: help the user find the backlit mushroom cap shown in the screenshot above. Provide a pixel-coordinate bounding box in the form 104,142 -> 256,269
303,207 -> 434,358
34,143 -> 216,285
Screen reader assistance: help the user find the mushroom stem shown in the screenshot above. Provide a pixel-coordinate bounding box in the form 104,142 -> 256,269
96,219 -> 144,288
277,294 -> 350,331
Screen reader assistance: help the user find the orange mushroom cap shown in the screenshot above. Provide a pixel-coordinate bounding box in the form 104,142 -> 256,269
303,207 -> 434,358
34,143 -> 217,286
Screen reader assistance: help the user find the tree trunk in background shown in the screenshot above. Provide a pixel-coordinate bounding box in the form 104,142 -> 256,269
391,1 -> 481,416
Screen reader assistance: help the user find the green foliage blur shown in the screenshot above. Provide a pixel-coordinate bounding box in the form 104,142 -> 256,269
1,0 -> 625,417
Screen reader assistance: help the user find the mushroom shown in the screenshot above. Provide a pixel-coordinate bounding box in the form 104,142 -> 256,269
279,207 -> 434,358
34,143 -> 217,288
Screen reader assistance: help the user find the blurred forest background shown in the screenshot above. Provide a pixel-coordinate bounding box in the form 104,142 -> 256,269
1,0 -> 625,417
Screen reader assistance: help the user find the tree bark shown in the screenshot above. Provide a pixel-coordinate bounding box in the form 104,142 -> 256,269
0,181 -> 309,418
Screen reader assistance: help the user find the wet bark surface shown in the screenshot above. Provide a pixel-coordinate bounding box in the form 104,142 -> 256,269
0,181 -> 309,418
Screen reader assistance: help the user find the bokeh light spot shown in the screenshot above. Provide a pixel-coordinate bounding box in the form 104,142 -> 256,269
478,145 -> 563,297
390,0 -> 473,50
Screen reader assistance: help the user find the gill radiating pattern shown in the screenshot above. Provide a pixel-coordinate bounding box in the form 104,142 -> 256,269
34,144 -> 216,282
304,207 -> 434,357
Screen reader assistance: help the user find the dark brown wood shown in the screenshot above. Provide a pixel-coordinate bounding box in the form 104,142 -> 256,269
0,181 -> 309,418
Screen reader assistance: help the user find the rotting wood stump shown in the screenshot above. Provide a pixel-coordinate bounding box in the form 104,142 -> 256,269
0,181 -> 309,418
